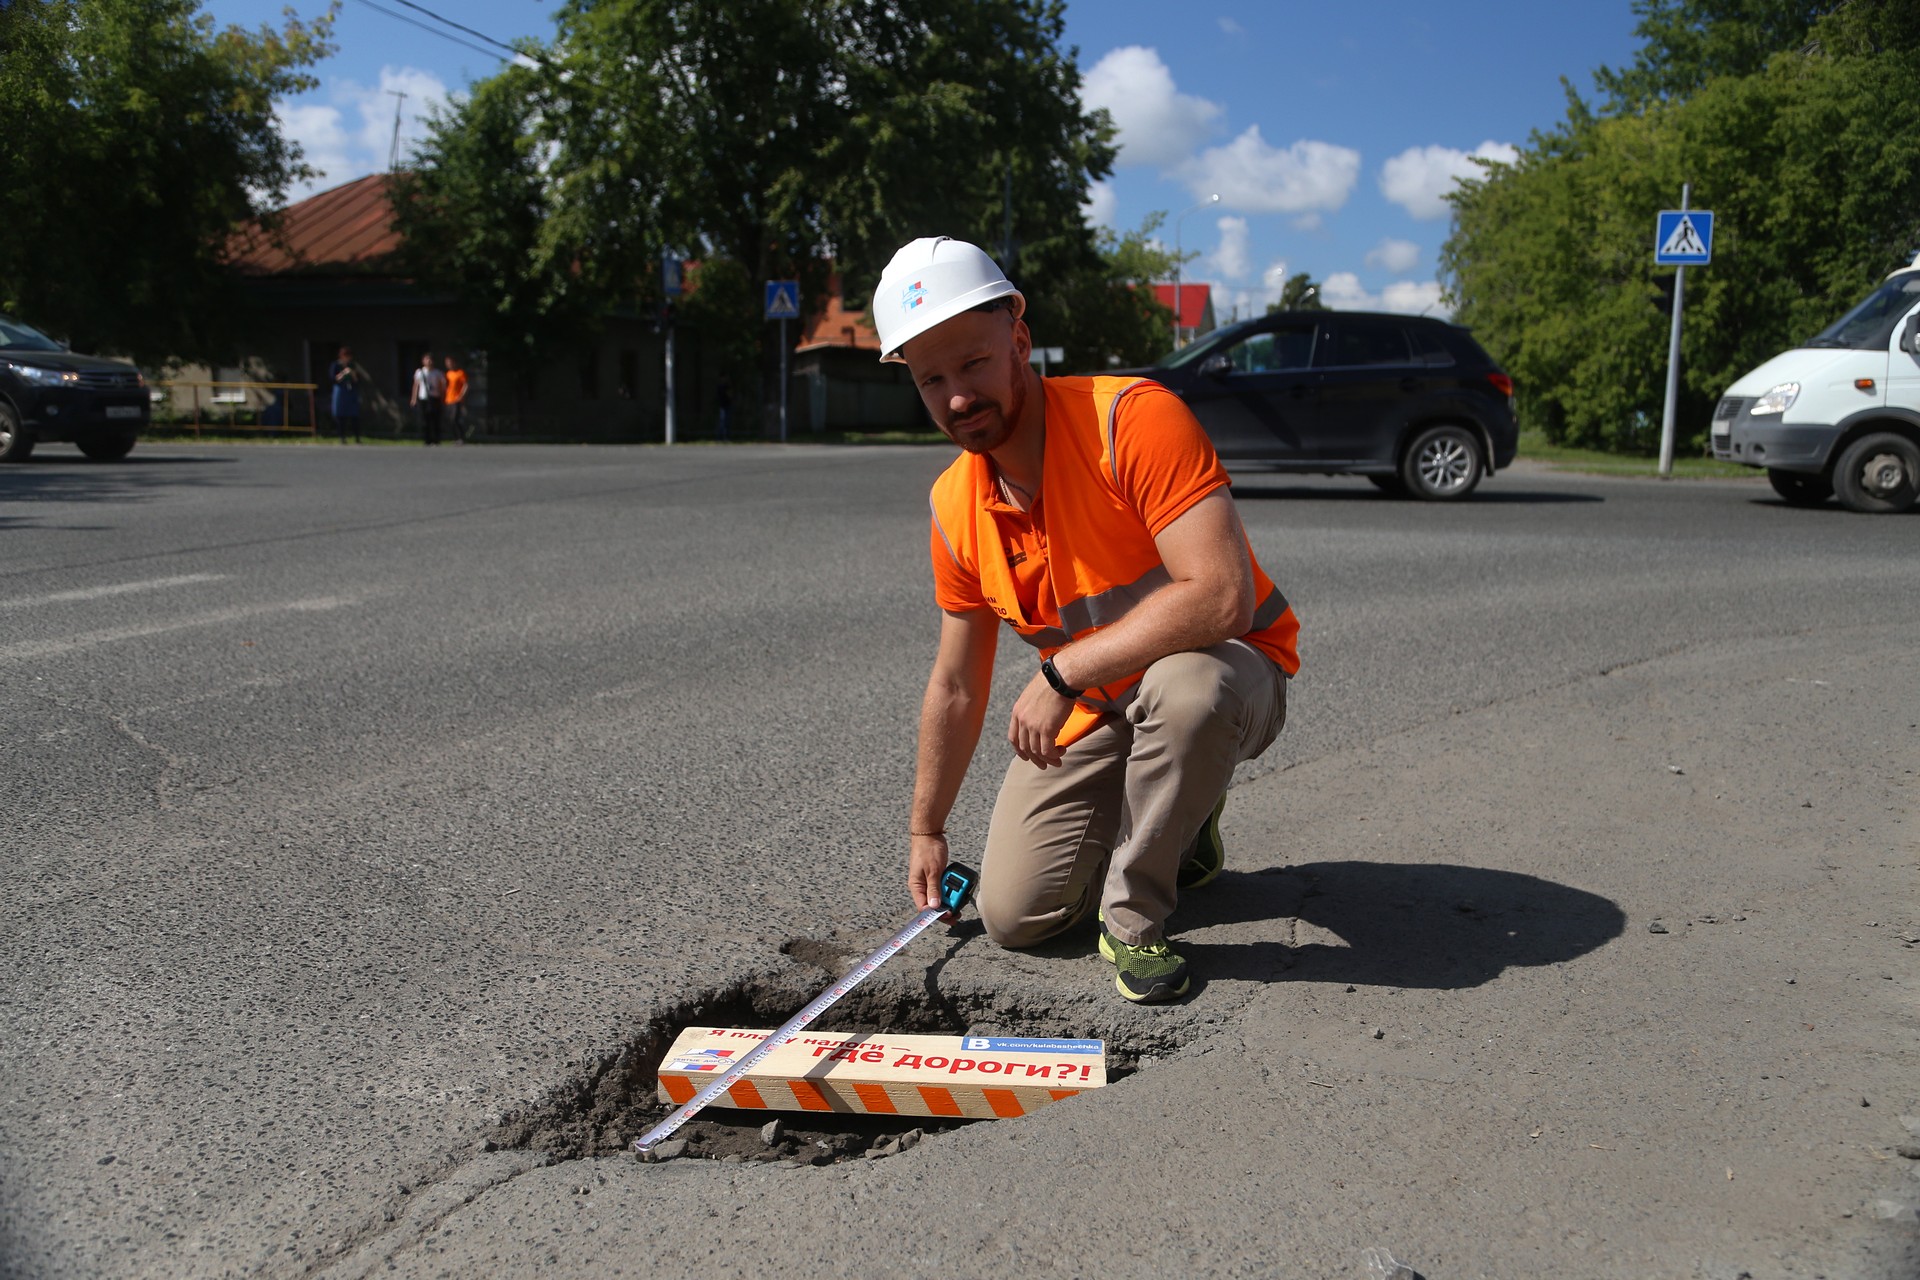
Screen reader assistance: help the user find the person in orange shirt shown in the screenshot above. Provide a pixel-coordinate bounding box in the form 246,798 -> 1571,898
444,355 -> 471,443
879,237 -> 1300,1004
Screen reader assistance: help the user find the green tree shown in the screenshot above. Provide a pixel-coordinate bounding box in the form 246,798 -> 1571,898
1021,213 -> 1182,371
0,0 -> 331,364
391,66 -> 598,425
1268,273 -> 1324,313
1593,0 -> 1836,109
1445,39 -> 1920,452
438,0 -> 1116,426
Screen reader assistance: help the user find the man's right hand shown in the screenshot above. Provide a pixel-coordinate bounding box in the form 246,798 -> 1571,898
909,832 -> 950,912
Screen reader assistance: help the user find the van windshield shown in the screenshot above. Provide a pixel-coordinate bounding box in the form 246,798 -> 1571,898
1805,272 -> 1920,350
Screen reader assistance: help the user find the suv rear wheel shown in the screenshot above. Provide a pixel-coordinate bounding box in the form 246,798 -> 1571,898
1832,431 -> 1919,514
1400,424 -> 1482,501
0,402 -> 32,462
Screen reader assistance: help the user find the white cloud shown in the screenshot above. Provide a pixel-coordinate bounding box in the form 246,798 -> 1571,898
1218,17 -> 1246,36
1083,180 -> 1117,231
278,66 -> 453,198
1080,46 -> 1223,168
1179,127 -> 1360,215
1378,140 -> 1519,219
1365,237 -> 1422,273
1321,271 -> 1448,316
1208,216 -> 1251,280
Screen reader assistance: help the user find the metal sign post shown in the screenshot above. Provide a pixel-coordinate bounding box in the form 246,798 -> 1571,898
765,280 -> 800,442
1654,189 -> 1714,477
663,254 -> 683,445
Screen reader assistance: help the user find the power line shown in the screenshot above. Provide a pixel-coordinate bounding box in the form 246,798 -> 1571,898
382,0 -> 535,62
345,0 -> 534,64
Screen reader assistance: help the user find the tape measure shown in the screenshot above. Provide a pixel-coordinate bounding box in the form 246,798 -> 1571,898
633,862 -> 979,1153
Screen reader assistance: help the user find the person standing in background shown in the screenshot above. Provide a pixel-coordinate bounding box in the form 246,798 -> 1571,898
410,353 -> 446,446
328,345 -> 361,444
444,355 -> 470,442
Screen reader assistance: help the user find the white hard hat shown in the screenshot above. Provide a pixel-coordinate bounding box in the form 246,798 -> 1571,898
872,236 -> 1025,364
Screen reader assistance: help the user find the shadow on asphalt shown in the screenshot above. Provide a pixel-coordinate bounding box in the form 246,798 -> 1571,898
1176,860 -> 1625,992
1228,483 -> 1604,505
0,453 -> 236,510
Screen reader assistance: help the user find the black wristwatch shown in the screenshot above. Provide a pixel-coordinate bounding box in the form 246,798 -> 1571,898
1040,656 -> 1082,700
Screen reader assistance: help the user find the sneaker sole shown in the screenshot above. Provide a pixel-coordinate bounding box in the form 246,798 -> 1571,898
1099,932 -> 1191,1003
1113,971 -> 1190,1003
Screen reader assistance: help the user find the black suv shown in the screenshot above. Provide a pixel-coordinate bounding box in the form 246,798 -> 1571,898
1125,311 -> 1518,500
0,313 -> 149,462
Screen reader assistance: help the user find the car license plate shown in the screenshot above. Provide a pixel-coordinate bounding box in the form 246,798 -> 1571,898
105,405 -> 141,419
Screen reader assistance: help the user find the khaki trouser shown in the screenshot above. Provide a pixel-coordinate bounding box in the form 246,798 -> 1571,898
977,640 -> 1287,948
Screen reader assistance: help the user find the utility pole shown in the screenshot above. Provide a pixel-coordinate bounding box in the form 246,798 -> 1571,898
386,90 -> 409,171
1174,194 -> 1219,349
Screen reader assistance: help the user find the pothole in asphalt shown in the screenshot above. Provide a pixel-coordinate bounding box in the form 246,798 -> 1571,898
490,943 -> 1170,1169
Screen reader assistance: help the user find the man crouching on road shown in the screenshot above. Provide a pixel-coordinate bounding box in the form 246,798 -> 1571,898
882,236 -> 1300,1004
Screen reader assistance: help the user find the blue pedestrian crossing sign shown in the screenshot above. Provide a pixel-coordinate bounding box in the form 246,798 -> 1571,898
1655,210 -> 1714,265
764,280 -> 801,320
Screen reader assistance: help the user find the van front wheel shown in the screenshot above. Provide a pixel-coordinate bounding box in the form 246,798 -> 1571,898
1833,432 -> 1920,514
1766,468 -> 1832,507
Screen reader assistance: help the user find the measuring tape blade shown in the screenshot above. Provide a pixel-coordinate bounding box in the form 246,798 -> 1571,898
632,905 -> 942,1152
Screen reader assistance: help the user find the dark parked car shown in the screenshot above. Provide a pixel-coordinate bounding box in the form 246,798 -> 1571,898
1122,310 -> 1518,499
0,313 -> 149,462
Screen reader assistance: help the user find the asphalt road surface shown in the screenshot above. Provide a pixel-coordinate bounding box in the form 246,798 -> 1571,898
2,441 -> 1915,1279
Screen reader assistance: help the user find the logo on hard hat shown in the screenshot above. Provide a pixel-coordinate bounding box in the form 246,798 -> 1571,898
901,280 -> 928,312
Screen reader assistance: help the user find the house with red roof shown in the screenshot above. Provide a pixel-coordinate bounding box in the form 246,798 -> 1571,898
210,174 -> 929,439
1150,282 -> 1217,349
219,173 -> 693,439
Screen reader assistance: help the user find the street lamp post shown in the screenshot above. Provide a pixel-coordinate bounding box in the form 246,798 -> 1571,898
1174,193 -> 1220,349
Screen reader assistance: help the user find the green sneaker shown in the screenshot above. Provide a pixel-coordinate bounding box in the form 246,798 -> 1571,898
1177,792 -> 1228,890
1099,927 -> 1191,1004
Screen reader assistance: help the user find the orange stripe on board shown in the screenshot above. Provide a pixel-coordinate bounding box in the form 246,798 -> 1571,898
789,1080 -> 835,1112
917,1086 -> 964,1117
662,1075 -> 695,1104
1047,1089 -> 1080,1100
852,1082 -> 898,1114
728,1080 -> 768,1109
982,1088 -> 1024,1118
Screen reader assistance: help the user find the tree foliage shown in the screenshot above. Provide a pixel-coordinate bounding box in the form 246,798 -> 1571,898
1443,4 -> 1920,452
401,0 -> 1126,417
1267,273 -> 1324,313
390,66 -> 592,415
0,0 -> 330,364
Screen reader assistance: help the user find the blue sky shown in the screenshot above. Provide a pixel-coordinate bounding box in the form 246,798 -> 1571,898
205,0 -> 1645,318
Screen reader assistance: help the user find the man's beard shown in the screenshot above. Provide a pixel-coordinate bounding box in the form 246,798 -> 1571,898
946,359 -> 1026,454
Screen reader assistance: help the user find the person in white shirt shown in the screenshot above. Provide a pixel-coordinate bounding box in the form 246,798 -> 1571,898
410,354 -> 448,446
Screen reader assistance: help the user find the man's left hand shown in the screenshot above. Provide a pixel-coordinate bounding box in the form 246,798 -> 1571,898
1008,669 -> 1072,768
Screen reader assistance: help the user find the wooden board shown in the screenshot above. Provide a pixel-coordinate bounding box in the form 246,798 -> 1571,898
656,1027 -> 1106,1120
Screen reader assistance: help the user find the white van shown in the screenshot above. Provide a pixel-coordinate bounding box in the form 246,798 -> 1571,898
1711,257 -> 1920,513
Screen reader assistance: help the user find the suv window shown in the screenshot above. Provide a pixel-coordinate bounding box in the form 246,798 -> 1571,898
1221,322 -> 1315,374
1316,322 -> 1411,368
1407,325 -> 1455,367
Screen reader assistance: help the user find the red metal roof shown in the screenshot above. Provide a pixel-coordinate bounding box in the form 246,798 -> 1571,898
1151,282 -> 1212,329
226,173 -> 403,276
